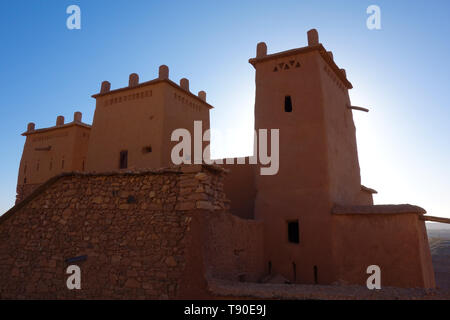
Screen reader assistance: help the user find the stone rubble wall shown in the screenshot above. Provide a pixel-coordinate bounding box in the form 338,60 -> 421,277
0,165 -> 260,299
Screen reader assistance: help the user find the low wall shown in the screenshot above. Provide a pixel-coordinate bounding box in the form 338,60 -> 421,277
0,165 -> 263,299
332,205 -> 435,288
202,211 -> 264,282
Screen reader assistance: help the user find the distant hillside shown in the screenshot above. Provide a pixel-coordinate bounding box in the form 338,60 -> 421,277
427,222 -> 450,230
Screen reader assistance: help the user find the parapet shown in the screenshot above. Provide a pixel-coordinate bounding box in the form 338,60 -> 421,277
248,28 -> 353,89
332,204 -> 427,215
91,64 -> 213,108
22,112 -> 91,136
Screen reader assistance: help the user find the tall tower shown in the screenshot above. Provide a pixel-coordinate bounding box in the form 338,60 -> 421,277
250,29 -> 368,284
16,112 -> 91,203
86,66 -> 212,172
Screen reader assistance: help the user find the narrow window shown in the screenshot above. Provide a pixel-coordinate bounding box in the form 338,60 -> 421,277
314,266 -> 318,284
24,164 -> 27,174
284,95 -> 292,112
36,161 -> 40,172
119,150 -> 128,169
287,220 -> 299,243
61,159 -> 65,169
24,177 -> 27,184
268,261 -> 272,275
82,160 -> 85,171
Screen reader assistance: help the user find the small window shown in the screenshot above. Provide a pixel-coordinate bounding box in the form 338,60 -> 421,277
36,161 -> 40,172
287,220 -> 299,243
285,95 -> 292,112
61,159 -> 65,169
24,177 -> 27,184
119,150 -> 128,169
82,160 -> 85,171
142,146 -> 152,154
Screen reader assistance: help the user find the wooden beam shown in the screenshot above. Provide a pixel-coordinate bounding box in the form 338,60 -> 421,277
420,215 -> 450,224
348,106 -> 369,112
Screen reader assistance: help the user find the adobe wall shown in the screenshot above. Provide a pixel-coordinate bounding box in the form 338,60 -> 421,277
220,159 -> 256,220
332,207 -> 436,288
17,122 -> 91,204
201,210 -> 264,282
87,76 -> 211,173
160,82 -> 211,167
0,165 -> 263,299
17,125 -> 90,191
318,55 -> 365,206
86,83 -> 167,172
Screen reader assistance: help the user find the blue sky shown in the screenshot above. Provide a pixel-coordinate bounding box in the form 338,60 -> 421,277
0,0 -> 449,218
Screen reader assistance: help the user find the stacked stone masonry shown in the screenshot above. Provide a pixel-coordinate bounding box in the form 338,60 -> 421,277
0,165 -> 265,299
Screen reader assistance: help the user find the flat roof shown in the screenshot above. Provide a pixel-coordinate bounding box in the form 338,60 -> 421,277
91,78 -> 214,109
248,43 -> 353,89
332,204 -> 426,215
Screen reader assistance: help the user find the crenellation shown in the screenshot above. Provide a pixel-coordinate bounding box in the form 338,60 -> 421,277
180,78 -> 189,91
27,122 -> 35,132
129,73 -> 139,87
327,51 -> 333,60
307,28 -> 319,46
256,42 -> 267,58
198,90 -> 206,101
74,111 -> 82,123
101,81 -> 111,93
159,65 -> 169,80
56,116 -> 64,126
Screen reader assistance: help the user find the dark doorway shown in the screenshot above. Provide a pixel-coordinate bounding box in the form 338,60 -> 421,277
287,220 -> 299,243
119,150 -> 128,169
